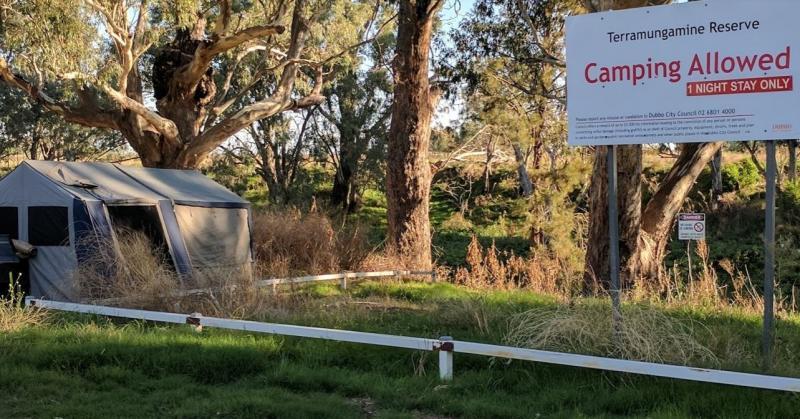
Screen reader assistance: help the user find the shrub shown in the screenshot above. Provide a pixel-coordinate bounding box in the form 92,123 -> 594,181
722,159 -> 760,192
440,212 -> 474,232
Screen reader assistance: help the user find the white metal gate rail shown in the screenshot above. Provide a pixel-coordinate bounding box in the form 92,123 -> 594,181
94,270 -> 435,306
26,298 -> 800,393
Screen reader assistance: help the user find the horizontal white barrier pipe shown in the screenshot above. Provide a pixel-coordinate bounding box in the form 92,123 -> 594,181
93,270 -> 435,305
26,298 -> 800,393
199,316 -> 438,351
258,270 -> 434,287
27,299 -> 440,352
451,341 -> 800,393
27,299 -> 189,325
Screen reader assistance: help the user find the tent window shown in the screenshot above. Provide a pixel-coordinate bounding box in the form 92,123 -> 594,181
28,206 -> 69,246
0,207 -> 19,239
107,205 -> 171,265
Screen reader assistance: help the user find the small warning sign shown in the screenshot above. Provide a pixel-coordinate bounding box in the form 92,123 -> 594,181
678,213 -> 705,241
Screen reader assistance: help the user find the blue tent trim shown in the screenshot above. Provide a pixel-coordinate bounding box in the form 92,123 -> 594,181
158,200 -> 193,276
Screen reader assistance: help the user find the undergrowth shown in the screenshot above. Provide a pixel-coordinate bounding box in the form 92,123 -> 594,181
0,275 -> 46,333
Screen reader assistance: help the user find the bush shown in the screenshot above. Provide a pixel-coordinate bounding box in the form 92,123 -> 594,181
722,159 -> 760,192
440,212 -> 474,232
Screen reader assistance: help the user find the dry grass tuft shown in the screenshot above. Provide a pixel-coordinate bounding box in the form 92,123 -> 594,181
74,229 -> 266,317
1,275 -> 47,333
251,209 -> 372,276
453,235 -> 583,297
74,228 -> 179,309
184,265 -> 267,318
504,302 -> 719,366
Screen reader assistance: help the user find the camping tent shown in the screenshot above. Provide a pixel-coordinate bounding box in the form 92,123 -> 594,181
0,160 -> 252,301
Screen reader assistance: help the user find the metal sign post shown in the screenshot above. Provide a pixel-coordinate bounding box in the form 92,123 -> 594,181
678,213 -> 706,287
607,146 -> 622,332
763,140 -> 777,370
565,1 -> 797,371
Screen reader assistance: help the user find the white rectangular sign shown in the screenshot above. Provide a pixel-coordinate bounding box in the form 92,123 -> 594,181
678,213 -> 705,241
566,0 -> 800,146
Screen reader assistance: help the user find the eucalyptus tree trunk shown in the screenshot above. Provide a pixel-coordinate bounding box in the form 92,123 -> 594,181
331,158 -> 361,212
386,0 -> 443,270
627,142 -> 723,280
583,0 -> 668,288
585,145 -> 642,287
711,149 -> 723,209
789,140 -> 797,182
512,143 -> 534,197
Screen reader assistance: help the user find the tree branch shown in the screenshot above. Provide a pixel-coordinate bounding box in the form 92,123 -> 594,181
212,0 -> 233,38
0,59 -> 117,130
101,84 -> 180,145
178,24 -> 285,92
189,0 -> 322,158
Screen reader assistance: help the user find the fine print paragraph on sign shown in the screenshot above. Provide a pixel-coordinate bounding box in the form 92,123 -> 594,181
566,0 -> 800,146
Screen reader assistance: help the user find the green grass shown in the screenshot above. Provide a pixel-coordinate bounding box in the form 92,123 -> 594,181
2,281 -> 800,418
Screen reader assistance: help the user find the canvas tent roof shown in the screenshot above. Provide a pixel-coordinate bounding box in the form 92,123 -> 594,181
117,166 -> 248,207
22,160 -> 249,207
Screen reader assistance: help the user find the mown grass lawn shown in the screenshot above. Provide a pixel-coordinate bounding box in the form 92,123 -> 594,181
2,281 -> 799,418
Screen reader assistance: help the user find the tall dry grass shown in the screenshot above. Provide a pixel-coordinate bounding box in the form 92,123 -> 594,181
504,302 -> 719,366
73,228 -> 264,317
453,235 -> 782,315
453,235 -> 585,298
250,209 -> 373,277
73,209 -> 380,317
74,228 -> 179,309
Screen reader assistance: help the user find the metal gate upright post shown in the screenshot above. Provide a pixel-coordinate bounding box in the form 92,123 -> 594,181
607,145 -> 622,334
763,140 -> 777,370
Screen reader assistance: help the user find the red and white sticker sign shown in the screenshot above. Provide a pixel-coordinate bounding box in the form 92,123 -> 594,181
566,0 -> 800,146
678,213 -> 705,241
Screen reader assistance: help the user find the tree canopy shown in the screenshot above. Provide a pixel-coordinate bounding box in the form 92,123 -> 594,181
0,0 -> 391,168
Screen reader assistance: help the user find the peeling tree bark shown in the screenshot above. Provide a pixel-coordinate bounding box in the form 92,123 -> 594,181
583,0 -> 692,288
584,145 -> 642,287
386,0 -> 443,270
628,142 -> 724,280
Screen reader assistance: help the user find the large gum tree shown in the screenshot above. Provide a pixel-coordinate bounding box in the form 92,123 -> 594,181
385,0 -> 444,270
0,0 -> 385,168
581,0 -> 724,287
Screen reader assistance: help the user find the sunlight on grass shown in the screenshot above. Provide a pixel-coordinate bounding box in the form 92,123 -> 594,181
3,280 -> 800,418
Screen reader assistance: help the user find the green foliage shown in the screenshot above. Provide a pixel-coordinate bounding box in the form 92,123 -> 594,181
202,152 -> 259,197
2,282 -> 800,417
1,0 -> 100,78
722,159 -> 761,192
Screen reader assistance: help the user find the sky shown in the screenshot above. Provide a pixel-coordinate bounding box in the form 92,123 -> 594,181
434,0 -> 477,128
